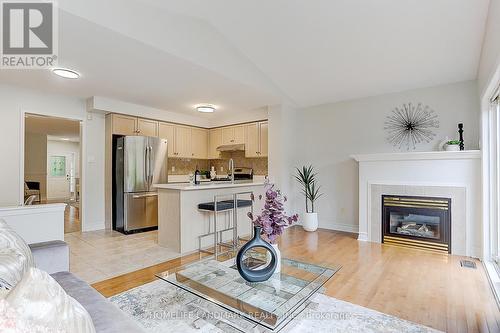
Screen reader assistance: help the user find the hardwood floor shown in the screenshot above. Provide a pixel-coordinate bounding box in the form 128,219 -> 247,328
91,226 -> 500,332
64,204 -> 81,233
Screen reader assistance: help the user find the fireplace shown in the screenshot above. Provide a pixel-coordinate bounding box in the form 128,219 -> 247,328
382,195 -> 451,254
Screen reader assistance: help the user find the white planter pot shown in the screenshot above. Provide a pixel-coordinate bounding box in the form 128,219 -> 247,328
445,144 -> 460,151
303,212 -> 318,232
266,243 -> 281,273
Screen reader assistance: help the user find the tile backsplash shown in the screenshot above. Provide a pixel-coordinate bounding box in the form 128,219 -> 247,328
167,151 -> 268,176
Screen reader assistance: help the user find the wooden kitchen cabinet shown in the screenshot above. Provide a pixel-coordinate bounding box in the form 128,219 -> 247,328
111,114 -> 158,137
174,126 -> 192,158
158,122 -> 176,157
221,125 -> 245,145
208,128 -> 222,159
137,118 -> 158,136
245,121 -> 268,157
245,123 -> 260,157
111,114 -> 137,136
191,128 -> 208,159
259,121 -> 268,157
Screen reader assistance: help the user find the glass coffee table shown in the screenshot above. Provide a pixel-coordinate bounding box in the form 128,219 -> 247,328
156,253 -> 341,331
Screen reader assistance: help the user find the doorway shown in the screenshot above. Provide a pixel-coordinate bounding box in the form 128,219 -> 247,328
24,113 -> 82,233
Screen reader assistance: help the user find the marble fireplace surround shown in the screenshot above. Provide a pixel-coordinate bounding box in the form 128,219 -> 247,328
352,150 -> 482,258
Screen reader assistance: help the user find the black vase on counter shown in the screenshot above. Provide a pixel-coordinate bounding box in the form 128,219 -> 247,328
236,226 -> 277,282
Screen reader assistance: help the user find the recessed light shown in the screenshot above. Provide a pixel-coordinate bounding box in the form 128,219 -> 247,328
196,105 -> 216,113
52,68 -> 80,79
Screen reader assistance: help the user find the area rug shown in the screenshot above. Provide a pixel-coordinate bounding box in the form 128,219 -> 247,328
109,279 -> 442,333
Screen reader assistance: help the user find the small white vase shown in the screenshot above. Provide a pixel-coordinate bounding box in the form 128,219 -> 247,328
267,243 -> 281,273
303,212 -> 318,232
445,144 -> 460,151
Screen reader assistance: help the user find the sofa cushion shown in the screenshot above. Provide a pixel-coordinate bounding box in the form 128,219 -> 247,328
6,267 -> 95,333
0,249 -> 31,290
0,219 -> 34,267
0,299 -> 58,332
52,271 -> 145,333
30,241 -> 69,274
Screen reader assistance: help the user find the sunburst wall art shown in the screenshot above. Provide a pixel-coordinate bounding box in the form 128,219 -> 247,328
384,103 -> 439,150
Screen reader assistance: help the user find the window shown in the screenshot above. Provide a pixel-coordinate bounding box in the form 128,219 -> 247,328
488,86 -> 500,266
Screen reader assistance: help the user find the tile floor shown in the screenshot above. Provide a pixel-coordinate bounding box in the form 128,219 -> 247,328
65,230 -> 180,284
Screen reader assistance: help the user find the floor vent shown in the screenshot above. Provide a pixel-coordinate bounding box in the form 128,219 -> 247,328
460,260 -> 477,269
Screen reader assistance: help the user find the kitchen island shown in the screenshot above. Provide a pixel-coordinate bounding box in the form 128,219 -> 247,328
154,181 -> 266,254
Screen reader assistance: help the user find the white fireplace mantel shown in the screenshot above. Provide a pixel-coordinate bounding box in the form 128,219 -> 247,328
352,150 -> 482,258
351,150 -> 480,162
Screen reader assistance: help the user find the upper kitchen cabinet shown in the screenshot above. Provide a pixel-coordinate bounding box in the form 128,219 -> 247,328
111,114 -> 158,136
259,121 -> 268,157
158,122 -> 176,157
174,125 -> 192,158
221,125 -> 245,145
111,114 -> 137,136
137,118 -> 158,137
191,128 -> 208,159
245,121 -> 268,158
208,128 -> 222,159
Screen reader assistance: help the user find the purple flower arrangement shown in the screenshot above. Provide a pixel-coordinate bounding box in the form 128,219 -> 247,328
247,181 -> 298,244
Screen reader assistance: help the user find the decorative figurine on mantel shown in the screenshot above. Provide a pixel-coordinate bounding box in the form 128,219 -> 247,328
458,123 -> 464,150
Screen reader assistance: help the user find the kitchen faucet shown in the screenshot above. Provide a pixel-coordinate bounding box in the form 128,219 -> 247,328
229,158 -> 235,184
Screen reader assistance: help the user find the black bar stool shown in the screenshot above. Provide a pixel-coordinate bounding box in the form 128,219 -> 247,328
198,192 -> 253,259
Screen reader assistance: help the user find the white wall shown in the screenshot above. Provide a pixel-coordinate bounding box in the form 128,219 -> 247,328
278,80 -> 480,232
478,0 -> 500,97
0,84 -> 106,231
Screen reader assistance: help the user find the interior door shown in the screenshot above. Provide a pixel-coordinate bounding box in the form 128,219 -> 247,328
47,153 -> 73,200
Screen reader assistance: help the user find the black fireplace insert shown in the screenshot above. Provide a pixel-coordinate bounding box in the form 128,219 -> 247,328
382,195 -> 451,253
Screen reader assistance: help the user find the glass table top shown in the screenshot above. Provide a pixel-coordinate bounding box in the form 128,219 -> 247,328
156,253 -> 341,330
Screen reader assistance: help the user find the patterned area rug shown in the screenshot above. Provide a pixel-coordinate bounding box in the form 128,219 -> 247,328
110,279 -> 442,333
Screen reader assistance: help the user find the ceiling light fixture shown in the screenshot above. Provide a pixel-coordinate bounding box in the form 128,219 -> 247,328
196,105 -> 216,113
51,68 -> 80,79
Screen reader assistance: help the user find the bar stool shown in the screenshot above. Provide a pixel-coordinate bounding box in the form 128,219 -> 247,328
198,192 -> 254,260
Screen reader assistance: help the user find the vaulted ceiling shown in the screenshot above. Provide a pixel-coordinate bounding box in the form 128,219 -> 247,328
0,0 -> 491,118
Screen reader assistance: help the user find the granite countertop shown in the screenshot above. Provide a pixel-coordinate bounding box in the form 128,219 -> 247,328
154,181 -> 265,191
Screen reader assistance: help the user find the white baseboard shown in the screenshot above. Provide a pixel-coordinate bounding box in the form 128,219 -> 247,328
82,220 -> 105,232
319,222 -> 359,234
357,232 -> 368,241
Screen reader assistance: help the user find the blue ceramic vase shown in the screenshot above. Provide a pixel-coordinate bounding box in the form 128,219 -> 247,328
236,226 -> 277,282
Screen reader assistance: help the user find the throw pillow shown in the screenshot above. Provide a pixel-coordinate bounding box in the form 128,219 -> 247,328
6,268 -> 95,333
0,219 -> 34,267
0,299 -> 59,333
0,249 -> 30,290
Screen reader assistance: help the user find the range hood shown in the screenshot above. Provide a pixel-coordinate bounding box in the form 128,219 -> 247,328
216,143 -> 245,152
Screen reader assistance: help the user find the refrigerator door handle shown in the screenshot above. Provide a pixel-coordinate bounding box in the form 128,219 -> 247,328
144,146 -> 149,187
132,193 -> 158,199
149,146 -> 153,187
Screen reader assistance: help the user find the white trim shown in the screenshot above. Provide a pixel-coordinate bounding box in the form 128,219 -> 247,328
357,232 -> 368,241
0,203 -> 66,215
19,109 -> 85,230
324,222 -> 359,234
483,260 -> 500,309
351,150 -> 480,162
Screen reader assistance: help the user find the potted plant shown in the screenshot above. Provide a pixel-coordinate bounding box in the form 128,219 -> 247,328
444,140 -> 461,151
295,165 -> 323,232
247,181 -> 298,272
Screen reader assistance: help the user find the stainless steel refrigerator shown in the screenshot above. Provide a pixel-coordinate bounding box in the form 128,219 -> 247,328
114,136 -> 168,233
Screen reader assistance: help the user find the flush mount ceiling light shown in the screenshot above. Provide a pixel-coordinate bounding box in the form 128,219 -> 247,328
196,104 -> 216,113
51,68 -> 80,79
